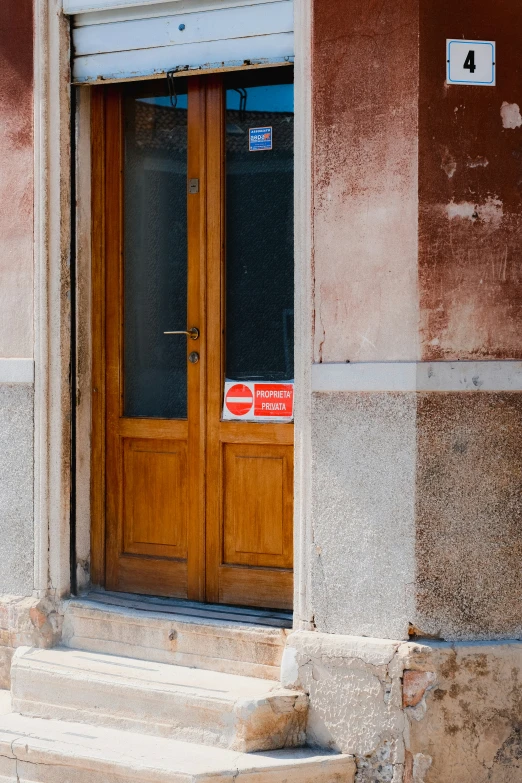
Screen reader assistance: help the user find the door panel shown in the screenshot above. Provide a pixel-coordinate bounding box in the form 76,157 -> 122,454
223,443 -> 293,568
94,69 -> 294,610
122,438 -> 188,557
218,567 -> 294,611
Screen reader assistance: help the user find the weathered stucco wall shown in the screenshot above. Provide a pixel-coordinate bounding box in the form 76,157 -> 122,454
419,0 -> 522,359
407,640 -> 522,783
0,0 -> 34,358
283,632 -> 522,783
311,389 -> 522,641
310,393 -> 416,640
310,0 -> 522,643
0,385 -> 33,596
415,392 -> 522,641
312,0 -> 419,363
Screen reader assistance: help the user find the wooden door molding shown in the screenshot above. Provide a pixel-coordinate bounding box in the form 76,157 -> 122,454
90,85 -> 107,587
203,76 -> 225,604
186,77 -> 207,601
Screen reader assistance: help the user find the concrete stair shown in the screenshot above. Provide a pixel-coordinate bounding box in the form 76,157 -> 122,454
0,597 -> 355,782
0,711 -> 356,782
11,646 -> 307,752
62,597 -> 288,680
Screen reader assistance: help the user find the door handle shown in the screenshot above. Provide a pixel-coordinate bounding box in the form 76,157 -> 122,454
164,327 -> 200,340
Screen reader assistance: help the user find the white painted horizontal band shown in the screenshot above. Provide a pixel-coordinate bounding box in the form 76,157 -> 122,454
0,359 -> 35,384
312,362 -> 522,393
73,0 -> 284,27
65,0 -> 195,14
73,31 -> 293,82
74,1 -> 293,57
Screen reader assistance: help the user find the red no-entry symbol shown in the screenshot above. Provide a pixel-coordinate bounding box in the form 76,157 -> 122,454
225,384 -> 254,416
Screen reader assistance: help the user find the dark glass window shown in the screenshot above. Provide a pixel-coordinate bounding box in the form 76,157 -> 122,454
123,85 -> 189,419
225,70 -> 294,382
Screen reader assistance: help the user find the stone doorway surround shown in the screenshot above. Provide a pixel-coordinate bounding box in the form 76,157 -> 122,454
30,0 -> 315,626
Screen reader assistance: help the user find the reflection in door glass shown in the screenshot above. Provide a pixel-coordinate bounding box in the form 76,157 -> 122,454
225,72 -> 294,382
123,88 -> 188,419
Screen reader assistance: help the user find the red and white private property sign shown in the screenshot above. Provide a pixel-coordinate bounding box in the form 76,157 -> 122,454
223,381 -> 294,422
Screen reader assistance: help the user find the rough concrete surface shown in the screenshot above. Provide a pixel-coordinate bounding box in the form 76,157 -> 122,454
285,632 -> 522,783
406,641 -> 522,783
11,646 -> 308,752
283,631 -> 406,783
62,598 -> 287,679
310,393 -> 416,640
0,385 -> 33,595
310,390 -> 522,641
0,595 -> 63,688
416,392 -> 522,640
0,711 -> 356,783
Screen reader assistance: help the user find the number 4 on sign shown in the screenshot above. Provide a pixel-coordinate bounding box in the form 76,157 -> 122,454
447,39 -> 496,86
463,50 -> 476,74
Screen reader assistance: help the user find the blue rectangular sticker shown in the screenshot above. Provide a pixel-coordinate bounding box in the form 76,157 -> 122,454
249,127 -> 272,152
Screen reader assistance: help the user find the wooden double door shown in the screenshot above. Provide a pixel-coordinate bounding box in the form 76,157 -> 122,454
92,69 -> 294,609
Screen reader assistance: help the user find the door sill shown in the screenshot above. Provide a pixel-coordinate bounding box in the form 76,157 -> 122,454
81,589 -> 293,629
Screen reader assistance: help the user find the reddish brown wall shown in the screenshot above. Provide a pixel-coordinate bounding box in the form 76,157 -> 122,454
0,0 -> 34,358
312,0 -> 420,362
419,0 -> 522,360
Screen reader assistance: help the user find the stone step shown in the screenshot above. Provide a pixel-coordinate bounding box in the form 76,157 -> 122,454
11,646 -> 308,752
0,712 -> 356,783
62,598 -> 287,680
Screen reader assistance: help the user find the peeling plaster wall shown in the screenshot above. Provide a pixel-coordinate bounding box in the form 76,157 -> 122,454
406,641 -> 522,783
312,0 -> 420,363
0,1 -> 37,672
0,1 -> 35,601
282,632 -> 407,783
0,0 -> 34,358
283,632 -> 522,783
309,0 -> 522,645
419,0 -> 522,359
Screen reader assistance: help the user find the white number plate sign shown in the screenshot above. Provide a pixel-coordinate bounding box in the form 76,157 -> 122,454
447,40 -> 496,86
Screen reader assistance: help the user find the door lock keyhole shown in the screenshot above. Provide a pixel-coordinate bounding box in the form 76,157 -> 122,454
188,351 -> 199,364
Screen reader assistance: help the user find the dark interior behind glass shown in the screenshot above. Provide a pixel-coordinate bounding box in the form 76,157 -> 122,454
123,81 -> 189,419
225,69 -> 294,383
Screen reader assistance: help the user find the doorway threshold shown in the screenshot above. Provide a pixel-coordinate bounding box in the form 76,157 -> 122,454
81,589 -> 293,630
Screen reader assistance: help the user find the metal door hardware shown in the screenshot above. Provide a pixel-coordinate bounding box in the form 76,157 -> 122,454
188,178 -> 199,194
164,327 -> 200,340
188,352 -> 199,364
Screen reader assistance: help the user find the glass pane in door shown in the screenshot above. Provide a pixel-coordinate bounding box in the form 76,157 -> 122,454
123,84 -> 188,419
225,70 -> 294,383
